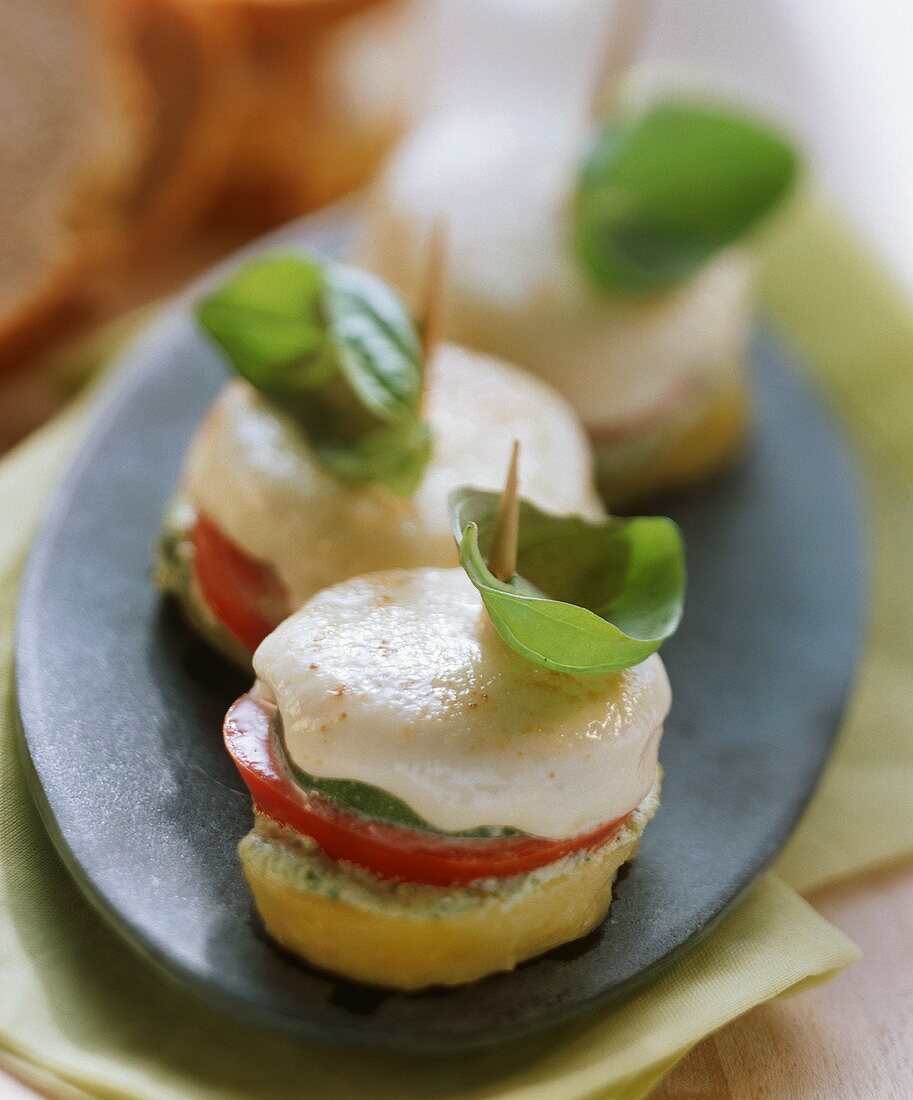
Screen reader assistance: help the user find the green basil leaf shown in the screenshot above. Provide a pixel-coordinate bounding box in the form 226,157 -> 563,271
196,255 -> 337,396
196,253 -> 428,495
323,265 -> 423,425
274,711 -> 521,837
573,99 -> 799,294
285,762 -> 518,838
316,418 -> 432,497
450,489 -> 685,673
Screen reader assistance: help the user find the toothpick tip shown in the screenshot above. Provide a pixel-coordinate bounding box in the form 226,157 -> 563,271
489,440 -> 521,582
420,217 -> 449,365
589,0 -> 653,121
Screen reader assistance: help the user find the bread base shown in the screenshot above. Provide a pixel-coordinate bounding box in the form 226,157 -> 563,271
239,775 -> 660,991
591,362 -> 751,508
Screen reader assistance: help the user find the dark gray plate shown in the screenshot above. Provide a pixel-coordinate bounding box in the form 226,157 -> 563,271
15,207 -> 864,1052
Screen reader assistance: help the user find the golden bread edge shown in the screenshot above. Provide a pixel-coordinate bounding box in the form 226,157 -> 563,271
240,774 -> 661,991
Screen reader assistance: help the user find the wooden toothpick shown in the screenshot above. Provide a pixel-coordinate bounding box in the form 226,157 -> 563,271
420,216 -> 448,366
590,0 -> 654,122
489,440 -> 521,582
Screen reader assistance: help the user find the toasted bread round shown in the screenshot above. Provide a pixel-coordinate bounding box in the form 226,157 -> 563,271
592,359 -> 752,507
239,775 -> 660,991
78,0 -> 250,321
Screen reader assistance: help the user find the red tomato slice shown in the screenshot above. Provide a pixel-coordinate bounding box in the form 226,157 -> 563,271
192,514 -> 289,653
224,692 -> 627,886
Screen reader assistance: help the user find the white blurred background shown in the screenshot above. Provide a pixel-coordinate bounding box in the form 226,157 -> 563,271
644,0 -> 913,295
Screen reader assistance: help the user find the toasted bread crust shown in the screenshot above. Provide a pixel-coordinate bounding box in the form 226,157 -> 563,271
209,0 -> 411,226
591,360 -> 751,508
239,775 -> 660,990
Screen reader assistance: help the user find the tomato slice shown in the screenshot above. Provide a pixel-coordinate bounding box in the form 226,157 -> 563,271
224,692 -> 627,886
192,514 -> 289,653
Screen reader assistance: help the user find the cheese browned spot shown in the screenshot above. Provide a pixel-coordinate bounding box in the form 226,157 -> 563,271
254,568 -> 670,839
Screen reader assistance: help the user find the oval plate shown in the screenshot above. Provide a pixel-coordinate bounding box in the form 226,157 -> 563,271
15,207 -> 864,1052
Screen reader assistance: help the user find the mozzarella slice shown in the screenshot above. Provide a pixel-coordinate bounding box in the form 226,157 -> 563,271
358,110 -> 754,430
254,568 -> 670,838
184,342 -> 602,607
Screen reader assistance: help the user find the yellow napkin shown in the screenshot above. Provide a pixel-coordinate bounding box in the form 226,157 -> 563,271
1,192 -> 908,1098
758,194 -> 913,891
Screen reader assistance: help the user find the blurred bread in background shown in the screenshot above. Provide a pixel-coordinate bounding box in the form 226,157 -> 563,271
0,0 -> 419,439
83,0 -> 249,316
101,0 -> 247,264
0,0 -> 147,371
210,0 -> 420,230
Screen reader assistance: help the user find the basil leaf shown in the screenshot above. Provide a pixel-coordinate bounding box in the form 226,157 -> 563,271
450,489 -> 685,674
316,419 -> 432,497
323,265 -> 423,425
196,253 -> 428,495
573,99 -> 799,294
287,763 -> 517,838
274,711 -> 520,837
196,256 -> 337,396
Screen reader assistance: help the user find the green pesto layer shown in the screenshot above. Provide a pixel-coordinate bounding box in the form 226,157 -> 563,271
154,493 -> 253,668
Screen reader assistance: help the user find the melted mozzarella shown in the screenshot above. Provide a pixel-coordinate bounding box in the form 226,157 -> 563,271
254,568 -> 670,838
184,342 -> 602,607
358,110 -> 754,429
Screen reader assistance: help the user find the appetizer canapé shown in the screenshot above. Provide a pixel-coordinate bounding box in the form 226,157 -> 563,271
157,253 -> 601,663
225,465 -> 685,989
358,100 -> 797,504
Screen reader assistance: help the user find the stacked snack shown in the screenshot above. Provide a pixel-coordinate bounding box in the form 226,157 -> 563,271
225,451 -> 685,988
358,0 -> 798,504
158,252 -> 602,662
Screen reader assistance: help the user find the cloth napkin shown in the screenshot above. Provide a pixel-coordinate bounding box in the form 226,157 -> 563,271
0,192 -> 909,1099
